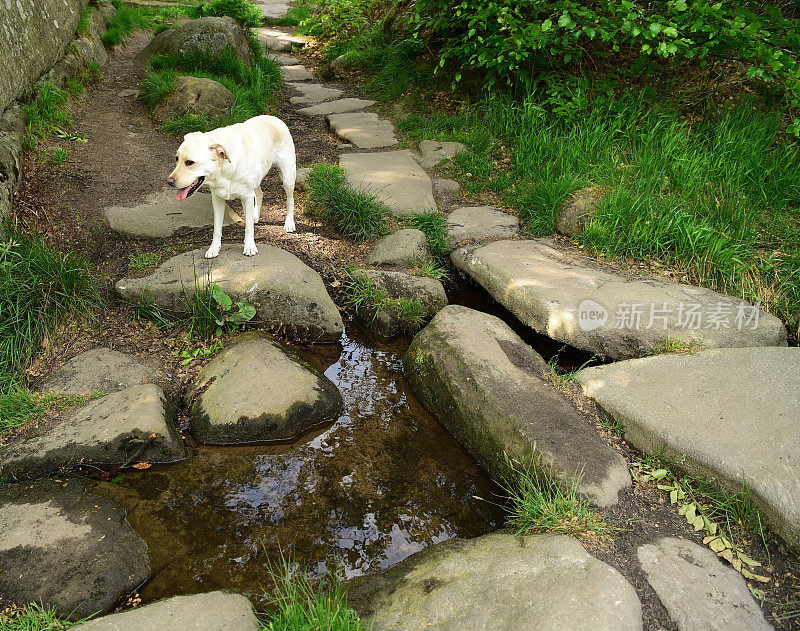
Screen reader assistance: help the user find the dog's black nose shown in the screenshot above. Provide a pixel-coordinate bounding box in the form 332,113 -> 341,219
167,177 -> 176,187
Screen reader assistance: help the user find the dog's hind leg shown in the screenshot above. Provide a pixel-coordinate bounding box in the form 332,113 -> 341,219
276,152 -> 296,233
253,187 -> 263,224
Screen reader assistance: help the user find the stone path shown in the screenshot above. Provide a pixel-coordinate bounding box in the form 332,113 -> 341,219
298,97 -> 376,116
328,112 -> 398,148
577,347 -> 800,550
366,228 -> 430,267
446,205 -> 519,249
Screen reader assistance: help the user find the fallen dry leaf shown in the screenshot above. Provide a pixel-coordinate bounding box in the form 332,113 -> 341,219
132,462 -> 152,470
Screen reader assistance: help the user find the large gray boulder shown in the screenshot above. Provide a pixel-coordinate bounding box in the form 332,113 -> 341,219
366,228 -> 431,268
39,347 -> 160,394
1,384 -> 186,479
139,17 -> 254,64
351,532 -> 643,630
637,538 -> 772,631
74,591 -> 260,631
403,305 -> 630,506
352,269 -> 447,337
161,76 -> 235,122
555,186 -> 605,237
116,245 -> 343,343
452,239 -> 787,359
0,478 -> 150,619
186,335 -> 342,444
577,347 -> 800,550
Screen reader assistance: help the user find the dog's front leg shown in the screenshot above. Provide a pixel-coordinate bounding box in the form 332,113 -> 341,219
242,194 -> 258,256
205,193 -> 226,259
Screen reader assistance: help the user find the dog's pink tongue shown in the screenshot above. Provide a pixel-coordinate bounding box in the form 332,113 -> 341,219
175,187 -> 191,201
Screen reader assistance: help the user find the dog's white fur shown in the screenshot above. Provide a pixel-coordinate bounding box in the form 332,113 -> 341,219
167,115 -> 296,258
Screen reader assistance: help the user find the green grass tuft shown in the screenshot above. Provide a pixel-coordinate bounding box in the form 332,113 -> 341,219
406,212 -> 448,259
0,602 -> 88,630
76,7 -> 93,36
102,0 -> 187,47
269,5 -> 310,27
190,0 -> 264,27
50,147 -> 69,165
128,249 -> 161,271
343,269 -> 427,333
0,387 -> 101,437
305,164 -> 389,241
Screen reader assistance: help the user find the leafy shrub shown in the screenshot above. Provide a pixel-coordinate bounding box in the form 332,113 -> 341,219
102,0 -> 186,47
191,0 -> 264,27
301,0 -> 377,40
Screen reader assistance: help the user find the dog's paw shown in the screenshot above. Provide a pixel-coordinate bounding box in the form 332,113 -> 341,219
284,220 -> 296,233
243,242 -> 259,256
205,244 -> 221,259
254,211 -> 261,224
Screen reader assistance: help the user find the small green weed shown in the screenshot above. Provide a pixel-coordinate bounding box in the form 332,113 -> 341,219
174,338 -> 224,365
50,147 -> 69,165
650,337 -> 706,355
305,164 -> 389,241
501,455 -> 613,545
128,249 -> 161,271
81,62 -> 103,84
259,550 -> 367,631
408,256 -> 450,280
343,269 -> 427,333
0,602 -> 88,630
22,82 -> 71,150
185,268 -> 256,339
66,79 -> 85,97
406,212 -> 448,259
139,69 -> 176,110
545,355 -> 594,392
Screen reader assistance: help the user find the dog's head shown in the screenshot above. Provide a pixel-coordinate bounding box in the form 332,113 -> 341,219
166,132 -> 230,200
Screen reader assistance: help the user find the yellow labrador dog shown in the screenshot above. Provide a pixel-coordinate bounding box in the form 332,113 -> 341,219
167,115 -> 296,258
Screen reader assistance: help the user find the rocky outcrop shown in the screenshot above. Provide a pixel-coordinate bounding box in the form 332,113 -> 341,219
1,384 -> 186,478
577,347 -> 800,550
186,335 -> 342,444
351,532 -> 643,630
139,17 -> 255,64
116,245 -> 343,343
403,305 -> 630,506
0,478 -> 150,619
452,239 -> 787,359
161,76 -> 235,122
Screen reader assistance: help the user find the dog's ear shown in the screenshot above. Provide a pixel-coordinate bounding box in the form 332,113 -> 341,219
209,143 -> 230,162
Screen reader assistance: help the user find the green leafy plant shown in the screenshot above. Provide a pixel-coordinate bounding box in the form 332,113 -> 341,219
408,256 -> 450,280
191,0 -> 264,27
174,338 -> 224,365
186,270 -> 256,340
305,164 -> 389,241
50,147 -> 69,165
631,459 -> 769,582
128,249 -> 161,271
102,0 -> 187,47
343,269 -> 427,333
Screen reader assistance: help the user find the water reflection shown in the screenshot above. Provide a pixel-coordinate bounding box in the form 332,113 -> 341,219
92,327 -> 503,606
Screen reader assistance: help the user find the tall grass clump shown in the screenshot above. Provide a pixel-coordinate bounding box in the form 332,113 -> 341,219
102,0 -> 186,47
22,82 -> 71,150
260,552 -> 367,631
0,229 -> 99,393
304,164 -> 389,241
0,602 -> 87,630
190,0 -> 264,26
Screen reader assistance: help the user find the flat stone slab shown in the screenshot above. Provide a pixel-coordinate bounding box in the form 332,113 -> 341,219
0,478 -> 150,619
365,228 -> 430,267
418,140 -> 466,169
74,591 -> 260,630
451,239 -> 787,359
280,64 -> 313,81
327,112 -> 397,149
256,27 -> 306,52
446,206 -> 519,248
1,384 -> 186,478
105,188 -> 240,238
186,335 -> 342,444
339,151 -> 437,217
352,269 -> 447,337
257,0 -> 290,20
39,347 -> 159,394
577,347 -> 800,549
266,52 -> 299,65
637,538 -> 772,631
287,82 -> 343,105
351,532 -> 642,630
297,97 -> 376,116
404,305 -> 630,506
434,177 -> 461,195
116,245 -> 343,343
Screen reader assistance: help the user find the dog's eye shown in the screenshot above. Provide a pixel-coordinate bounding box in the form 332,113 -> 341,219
185,160 -> 195,166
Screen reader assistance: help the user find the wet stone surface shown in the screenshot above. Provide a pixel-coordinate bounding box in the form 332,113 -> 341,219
91,326 -> 504,606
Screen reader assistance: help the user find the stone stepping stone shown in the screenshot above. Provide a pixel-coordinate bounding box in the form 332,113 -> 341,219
637,538 -> 772,631
577,347 -> 800,549
351,269 -> 447,337
39,347 -> 159,394
339,150 -> 437,216
351,532 -> 642,630
0,478 -> 150,619
287,82 -> 343,105
404,305 -> 630,506
280,64 -> 313,81
186,335 -> 342,444
327,112 -> 398,149
451,239 -> 787,360
1,384 -> 186,478
446,206 -> 519,249
116,245 -> 343,343
257,0 -> 291,20
365,228 -> 430,267
417,140 -> 466,169
74,591 -> 260,630
256,27 -> 306,52
434,177 -> 461,195
297,97 -> 376,116
105,188 -> 240,238
266,52 -> 299,66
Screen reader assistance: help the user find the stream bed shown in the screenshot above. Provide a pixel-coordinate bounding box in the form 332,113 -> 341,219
92,324 -> 505,607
